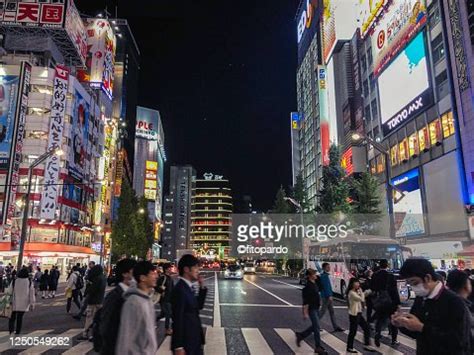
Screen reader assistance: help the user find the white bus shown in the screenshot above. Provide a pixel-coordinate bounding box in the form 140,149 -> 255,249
307,237 -> 410,302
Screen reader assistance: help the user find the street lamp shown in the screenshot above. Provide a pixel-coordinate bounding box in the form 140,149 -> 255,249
138,208 -> 146,215
284,197 -> 306,268
17,147 -> 63,270
351,132 -> 395,239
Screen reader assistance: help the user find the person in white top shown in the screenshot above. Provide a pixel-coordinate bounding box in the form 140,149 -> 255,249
66,266 -> 82,313
8,267 -> 35,335
346,277 -> 375,353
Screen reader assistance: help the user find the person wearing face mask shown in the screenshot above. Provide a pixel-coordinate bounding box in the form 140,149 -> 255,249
392,258 -> 471,355
447,269 -> 474,350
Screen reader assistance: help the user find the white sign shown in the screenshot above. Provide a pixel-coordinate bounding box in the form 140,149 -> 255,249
203,173 -> 223,181
40,65 -> 69,220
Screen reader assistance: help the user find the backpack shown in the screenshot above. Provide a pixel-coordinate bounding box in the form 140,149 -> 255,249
75,273 -> 84,290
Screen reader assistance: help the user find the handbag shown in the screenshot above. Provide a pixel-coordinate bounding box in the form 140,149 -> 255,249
65,287 -> 72,299
0,293 -> 13,318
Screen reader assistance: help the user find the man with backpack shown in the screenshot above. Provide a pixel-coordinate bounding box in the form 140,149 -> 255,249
95,258 -> 136,354
66,266 -> 82,313
371,259 -> 400,347
156,263 -> 175,336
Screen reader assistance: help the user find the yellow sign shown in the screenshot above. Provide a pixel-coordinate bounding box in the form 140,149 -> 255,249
144,189 -> 157,200
146,161 -> 158,171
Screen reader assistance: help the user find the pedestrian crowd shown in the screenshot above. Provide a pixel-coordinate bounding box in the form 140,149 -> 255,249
295,258 -> 474,355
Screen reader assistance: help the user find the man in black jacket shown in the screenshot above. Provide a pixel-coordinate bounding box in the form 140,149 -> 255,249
157,263 -> 174,336
295,269 -> 326,354
371,259 -> 400,346
171,254 -> 207,355
78,264 -> 106,341
392,258 -> 471,355
98,258 -> 136,355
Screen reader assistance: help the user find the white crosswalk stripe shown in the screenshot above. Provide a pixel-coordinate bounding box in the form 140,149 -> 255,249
274,328 -> 314,354
344,330 -> 404,355
382,330 -> 417,349
321,329 -> 360,354
18,328 -> 83,354
62,340 -> 94,355
204,327 -> 227,355
241,328 -> 272,354
156,335 -> 172,355
0,330 -> 53,353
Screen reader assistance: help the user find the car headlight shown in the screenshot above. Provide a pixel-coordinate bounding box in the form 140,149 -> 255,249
236,271 -> 242,276
225,270 -> 230,275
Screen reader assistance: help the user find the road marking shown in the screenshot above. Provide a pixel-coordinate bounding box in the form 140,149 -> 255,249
382,331 -> 416,349
19,328 -> 83,354
157,335 -> 172,355
344,330 -> 404,354
241,328 -> 272,354
220,303 -> 299,307
202,307 -> 213,312
244,279 -> 293,306
274,328 -> 313,354
213,271 -> 221,327
321,330 -> 358,354
0,330 -> 53,353
62,341 -> 93,355
240,290 -> 247,295
201,314 -> 213,319
271,279 -> 303,289
204,327 -> 226,355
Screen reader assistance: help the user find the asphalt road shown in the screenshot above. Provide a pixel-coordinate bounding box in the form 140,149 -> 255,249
0,271 -> 417,354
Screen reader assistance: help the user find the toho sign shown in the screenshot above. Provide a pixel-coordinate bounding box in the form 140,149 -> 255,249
297,0 -> 315,43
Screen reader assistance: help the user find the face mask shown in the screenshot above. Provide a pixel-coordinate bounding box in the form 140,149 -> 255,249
411,283 -> 429,297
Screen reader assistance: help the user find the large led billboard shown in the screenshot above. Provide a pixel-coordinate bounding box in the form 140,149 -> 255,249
371,0 -> 427,76
136,106 -> 159,141
391,168 -> 425,238
297,0 -> 321,66
378,32 -> 433,136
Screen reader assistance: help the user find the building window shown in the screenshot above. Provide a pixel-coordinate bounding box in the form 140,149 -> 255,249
363,79 -> 369,97
428,2 -> 441,28
435,70 -> 449,98
432,34 -> 445,64
390,145 -> 399,166
429,119 -> 442,145
367,48 -> 373,66
419,126 -> 430,152
369,73 -> 375,90
370,159 -> 376,174
361,54 -> 367,72
376,154 -> 385,173
371,99 -> 378,120
364,105 -> 371,121
441,111 -> 455,138
409,133 -> 419,157
399,139 -> 409,162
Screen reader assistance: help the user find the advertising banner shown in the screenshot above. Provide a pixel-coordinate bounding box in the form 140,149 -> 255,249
378,32 -> 433,136
68,90 -> 90,182
64,0 -> 87,65
371,0 -> 427,76
144,160 -> 158,201
318,65 -> 330,166
358,0 -> 388,37
136,106 -> 159,141
4,62 -> 31,249
78,19 -> 116,99
40,65 -> 69,220
0,0 -> 65,28
0,74 -> 20,170
391,168 -> 425,237
297,0 -> 321,66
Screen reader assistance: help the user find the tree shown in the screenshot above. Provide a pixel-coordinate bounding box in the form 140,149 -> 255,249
271,185 -> 291,213
317,144 -> 351,214
352,172 -> 381,214
291,173 -> 311,213
111,181 -> 153,261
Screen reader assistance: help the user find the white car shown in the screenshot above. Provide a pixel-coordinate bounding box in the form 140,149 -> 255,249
243,263 -> 256,274
224,265 -> 243,279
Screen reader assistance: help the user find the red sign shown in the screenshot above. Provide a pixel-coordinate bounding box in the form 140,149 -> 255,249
341,148 -> 354,176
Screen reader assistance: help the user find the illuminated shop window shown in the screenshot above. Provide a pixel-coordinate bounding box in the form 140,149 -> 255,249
399,139 -> 408,162
390,145 -> 399,166
376,155 -> 385,174
418,126 -> 430,152
441,111 -> 455,138
429,119 -> 442,145
369,159 -> 376,174
409,133 -> 419,157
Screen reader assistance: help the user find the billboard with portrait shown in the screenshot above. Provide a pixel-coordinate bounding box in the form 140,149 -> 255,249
0,74 -> 20,170
378,32 -> 433,136
68,90 -> 90,182
371,0 -> 427,76
391,168 -> 425,237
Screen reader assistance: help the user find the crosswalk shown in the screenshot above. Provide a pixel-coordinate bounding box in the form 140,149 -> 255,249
0,326 -> 417,354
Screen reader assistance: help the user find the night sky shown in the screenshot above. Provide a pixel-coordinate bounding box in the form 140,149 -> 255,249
79,0 -> 299,211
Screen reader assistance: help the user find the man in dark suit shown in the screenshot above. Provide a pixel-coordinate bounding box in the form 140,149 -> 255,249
371,259 -> 400,347
171,254 -> 207,355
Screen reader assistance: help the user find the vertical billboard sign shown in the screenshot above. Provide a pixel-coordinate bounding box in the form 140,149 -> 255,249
371,0 -> 427,76
318,65 -> 330,166
136,107 -> 159,141
40,65 -> 69,220
350,30 -> 364,134
0,72 -> 20,171
322,0 -> 336,64
68,90 -> 90,182
144,160 -> 158,201
78,19 -> 116,99
4,62 -> 31,244
297,0 -> 321,65
64,0 -> 87,65
391,168 -> 425,237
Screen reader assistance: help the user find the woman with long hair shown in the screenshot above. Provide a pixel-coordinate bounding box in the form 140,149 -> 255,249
8,267 -> 35,335
39,269 -> 49,299
346,277 -> 376,353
